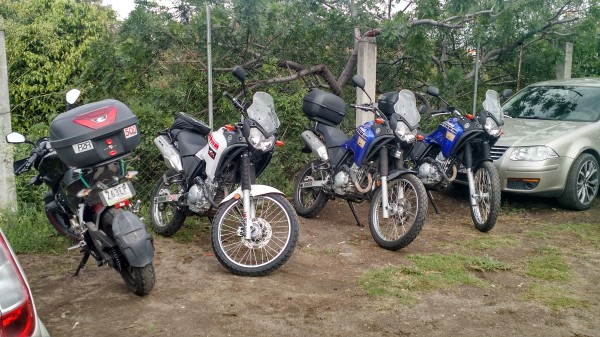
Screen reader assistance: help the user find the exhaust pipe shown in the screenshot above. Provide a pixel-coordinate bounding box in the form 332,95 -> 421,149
301,130 -> 329,161
154,135 -> 183,172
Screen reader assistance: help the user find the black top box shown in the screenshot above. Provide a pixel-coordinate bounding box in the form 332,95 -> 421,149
377,91 -> 399,117
50,99 -> 140,168
302,89 -> 346,126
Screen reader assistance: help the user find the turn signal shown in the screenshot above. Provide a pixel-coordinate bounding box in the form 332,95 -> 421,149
225,124 -> 235,131
276,140 -> 285,147
233,193 -> 241,200
466,114 -> 474,120
374,118 -> 384,125
416,134 -> 424,141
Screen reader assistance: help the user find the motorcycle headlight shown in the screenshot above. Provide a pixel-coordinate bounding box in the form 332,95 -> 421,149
484,117 -> 501,137
509,146 -> 559,161
248,128 -> 275,152
395,121 -> 417,143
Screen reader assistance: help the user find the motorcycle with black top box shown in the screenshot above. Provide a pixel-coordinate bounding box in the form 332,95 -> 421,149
6,89 -> 155,296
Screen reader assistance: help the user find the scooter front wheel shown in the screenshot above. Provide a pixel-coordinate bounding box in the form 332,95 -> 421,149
211,193 -> 299,276
470,161 -> 501,232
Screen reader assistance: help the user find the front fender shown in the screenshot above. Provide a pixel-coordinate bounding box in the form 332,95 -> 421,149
220,185 -> 284,205
112,211 -> 154,267
388,167 -> 417,181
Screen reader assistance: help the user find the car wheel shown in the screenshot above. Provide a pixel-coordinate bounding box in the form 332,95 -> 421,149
557,153 -> 599,210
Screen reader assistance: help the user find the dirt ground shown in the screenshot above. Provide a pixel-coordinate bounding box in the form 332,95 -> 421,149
19,190 -> 600,337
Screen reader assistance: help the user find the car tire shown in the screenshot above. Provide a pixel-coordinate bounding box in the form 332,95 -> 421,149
557,153 -> 599,210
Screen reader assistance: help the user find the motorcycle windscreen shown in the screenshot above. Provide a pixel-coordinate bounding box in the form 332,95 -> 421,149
247,92 -> 280,134
482,90 -> 503,124
394,90 -> 420,129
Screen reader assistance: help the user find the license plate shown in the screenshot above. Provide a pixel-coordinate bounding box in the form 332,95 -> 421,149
73,140 -> 94,153
445,131 -> 456,141
100,182 -> 134,206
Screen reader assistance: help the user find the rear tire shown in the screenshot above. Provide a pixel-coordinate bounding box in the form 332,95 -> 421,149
369,174 -> 427,251
120,263 -> 155,296
293,160 -> 329,218
557,153 -> 599,210
150,170 -> 187,237
470,161 -> 501,232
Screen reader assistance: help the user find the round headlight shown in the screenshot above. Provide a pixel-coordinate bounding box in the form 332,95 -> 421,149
248,128 -> 275,152
484,117 -> 501,137
395,121 -> 417,143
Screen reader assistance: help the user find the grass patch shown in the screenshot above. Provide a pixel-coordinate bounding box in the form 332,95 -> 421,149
169,217 -> 210,244
525,246 -> 575,282
544,223 -> 600,248
358,253 -> 510,303
524,284 -> 585,310
0,205 -> 70,254
324,246 -> 339,254
458,235 -> 520,251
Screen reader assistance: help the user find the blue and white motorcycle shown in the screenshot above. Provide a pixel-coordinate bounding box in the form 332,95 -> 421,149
293,76 -> 427,251
409,87 -> 505,232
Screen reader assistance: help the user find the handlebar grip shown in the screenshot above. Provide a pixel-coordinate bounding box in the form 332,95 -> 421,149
223,92 -> 234,101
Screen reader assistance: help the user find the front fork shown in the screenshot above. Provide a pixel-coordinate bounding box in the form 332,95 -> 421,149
464,143 -> 478,208
379,147 -> 391,219
241,152 -> 255,240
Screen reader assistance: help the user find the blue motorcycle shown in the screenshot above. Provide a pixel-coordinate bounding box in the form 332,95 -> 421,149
293,76 -> 427,251
409,87 -> 506,232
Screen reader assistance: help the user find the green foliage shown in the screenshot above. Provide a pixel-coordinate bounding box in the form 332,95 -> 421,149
524,284 -> 585,310
0,204 -> 70,254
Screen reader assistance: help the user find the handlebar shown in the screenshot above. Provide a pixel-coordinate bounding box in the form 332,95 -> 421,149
223,91 -> 245,111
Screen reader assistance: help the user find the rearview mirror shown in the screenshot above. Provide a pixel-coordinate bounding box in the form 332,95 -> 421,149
501,89 -> 513,99
6,132 -> 26,144
232,66 -> 246,83
426,86 -> 440,97
66,89 -> 81,105
352,75 -> 365,90
418,104 -> 428,115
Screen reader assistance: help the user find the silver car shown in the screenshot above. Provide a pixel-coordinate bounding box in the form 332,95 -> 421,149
0,229 -> 50,337
492,78 -> 600,210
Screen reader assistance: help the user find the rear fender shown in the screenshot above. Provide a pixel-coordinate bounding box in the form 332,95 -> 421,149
220,185 -> 284,205
111,210 -> 154,267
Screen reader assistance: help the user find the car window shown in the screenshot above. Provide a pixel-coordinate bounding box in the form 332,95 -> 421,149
503,85 -> 600,122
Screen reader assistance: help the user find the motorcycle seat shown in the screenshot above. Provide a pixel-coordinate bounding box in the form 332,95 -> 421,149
172,112 -> 211,136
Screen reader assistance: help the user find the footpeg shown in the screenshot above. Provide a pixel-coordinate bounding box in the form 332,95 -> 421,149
67,241 -> 86,251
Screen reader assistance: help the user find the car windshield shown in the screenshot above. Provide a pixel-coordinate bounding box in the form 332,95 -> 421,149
247,92 -> 280,134
503,85 -> 600,122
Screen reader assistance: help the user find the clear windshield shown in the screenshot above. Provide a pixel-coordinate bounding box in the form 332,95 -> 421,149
247,92 -> 280,134
483,90 -> 503,123
394,89 -> 420,128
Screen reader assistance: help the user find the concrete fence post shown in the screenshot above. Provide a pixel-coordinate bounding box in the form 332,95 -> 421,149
355,36 -> 377,127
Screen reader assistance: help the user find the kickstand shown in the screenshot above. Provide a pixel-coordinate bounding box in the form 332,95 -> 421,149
427,190 -> 440,214
347,201 -> 363,227
70,250 -> 91,277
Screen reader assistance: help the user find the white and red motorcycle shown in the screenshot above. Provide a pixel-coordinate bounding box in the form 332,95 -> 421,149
151,66 -> 298,276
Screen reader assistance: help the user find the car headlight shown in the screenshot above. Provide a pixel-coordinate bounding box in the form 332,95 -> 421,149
484,117 -> 501,137
248,128 -> 275,152
395,121 -> 417,143
509,146 -> 559,161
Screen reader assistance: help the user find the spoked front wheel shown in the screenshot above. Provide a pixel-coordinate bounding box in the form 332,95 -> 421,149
470,161 -> 501,232
369,174 -> 427,251
211,193 -> 299,276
